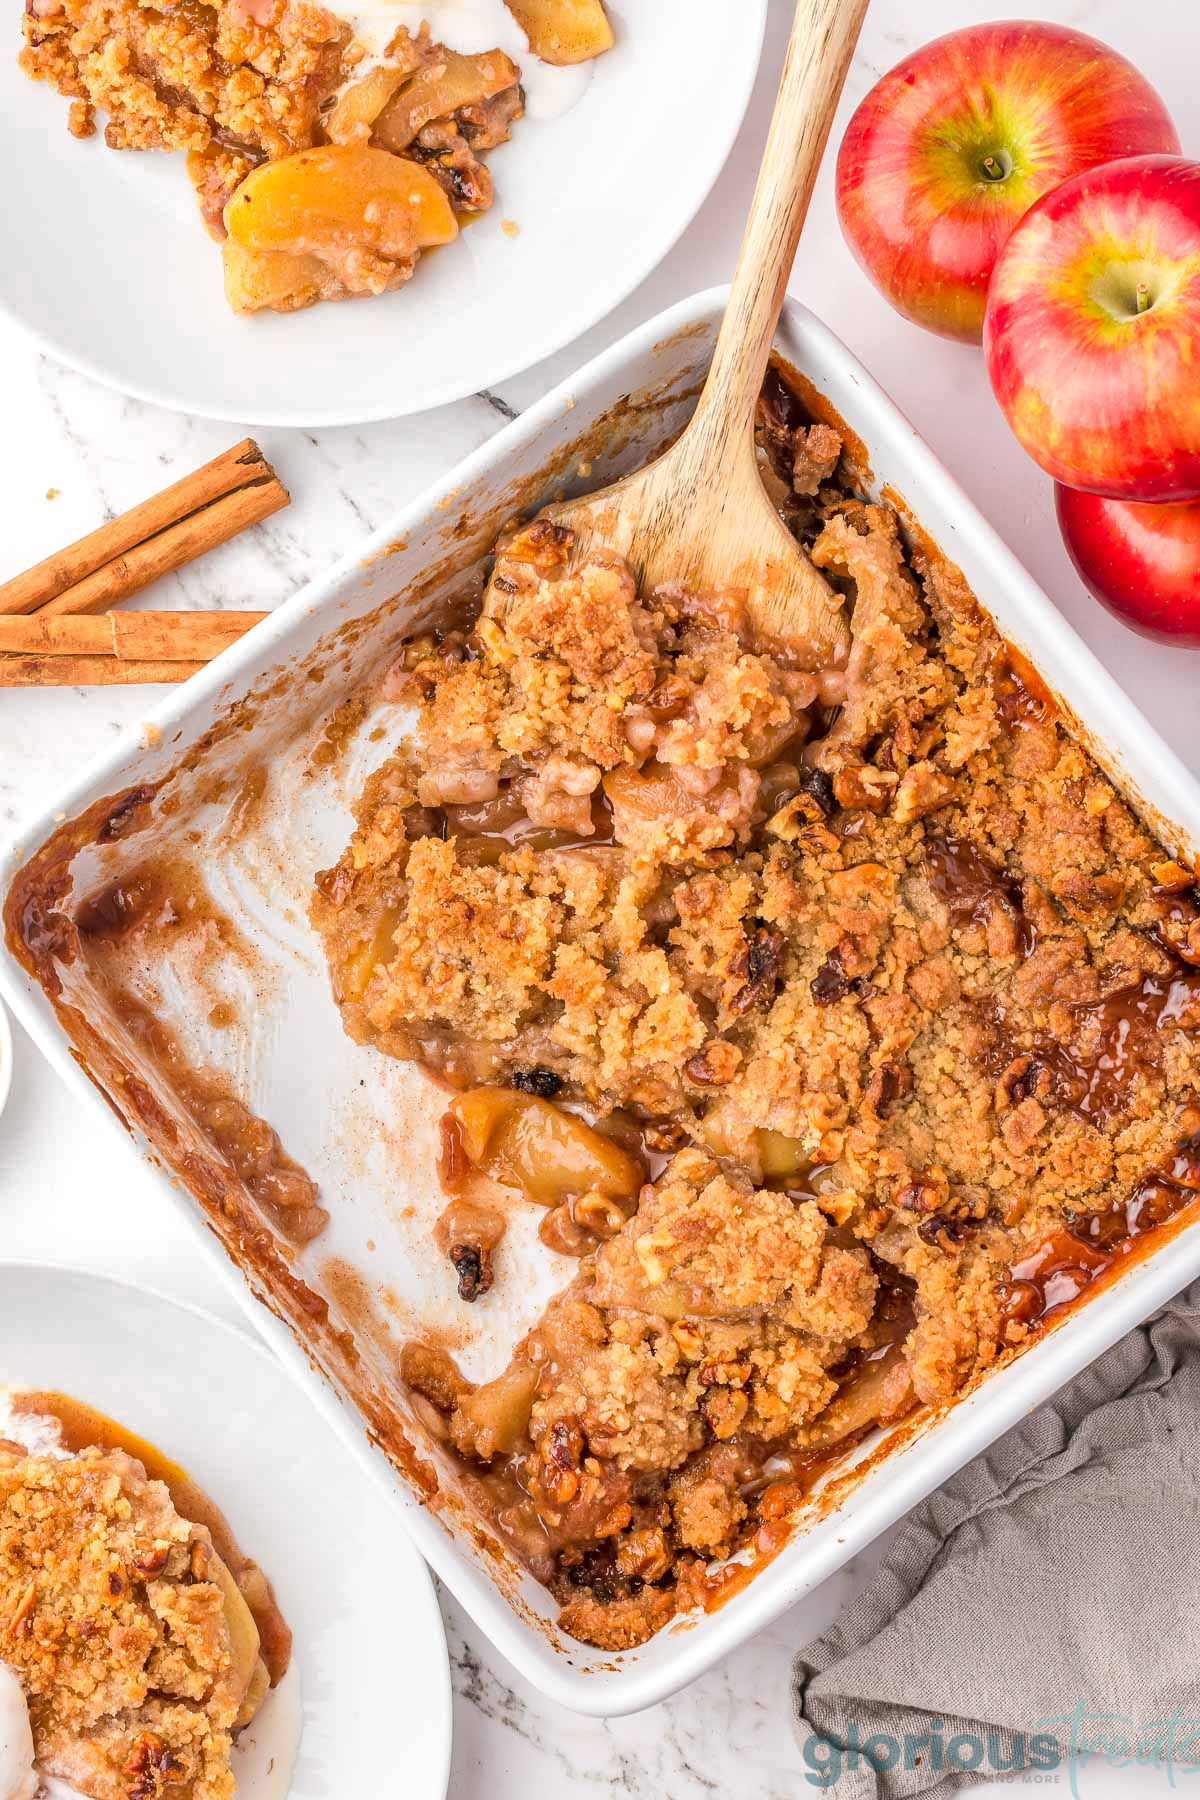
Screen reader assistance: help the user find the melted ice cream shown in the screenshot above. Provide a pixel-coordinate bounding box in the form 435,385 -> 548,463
0,1668 -> 37,1800
0,1392 -> 64,1460
347,0 -> 592,119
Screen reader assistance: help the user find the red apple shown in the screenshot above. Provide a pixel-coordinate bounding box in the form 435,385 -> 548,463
836,23 -> 1178,343
985,156 -> 1200,501
1056,483 -> 1200,645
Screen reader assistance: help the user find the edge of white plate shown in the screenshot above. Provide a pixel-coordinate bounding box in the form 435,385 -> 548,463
0,5 -> 767,427
0,1257 -> 454,1800
0,1001 -> 13,1126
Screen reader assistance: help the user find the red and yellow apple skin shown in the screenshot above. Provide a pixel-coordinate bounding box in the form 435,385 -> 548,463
1056,483 -> 1200,646
836,22 -> 1178,344
985,156 -> 1200,502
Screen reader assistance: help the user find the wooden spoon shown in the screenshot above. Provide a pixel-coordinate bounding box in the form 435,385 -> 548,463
536,0 -> 869,668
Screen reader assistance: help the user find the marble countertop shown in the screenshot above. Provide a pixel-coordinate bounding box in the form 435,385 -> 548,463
0,0 -> 1196,1794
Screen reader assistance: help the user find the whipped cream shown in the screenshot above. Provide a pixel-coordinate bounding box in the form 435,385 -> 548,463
346,0 -> 592,120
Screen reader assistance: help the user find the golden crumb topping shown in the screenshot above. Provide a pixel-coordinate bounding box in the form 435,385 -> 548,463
316,366 -> 1200,1651
0,1445 -> 239,1800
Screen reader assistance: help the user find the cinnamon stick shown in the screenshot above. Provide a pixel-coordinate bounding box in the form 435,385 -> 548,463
0,611 -> 268,660
0,443 -> 289,619
0,657 -> 207,687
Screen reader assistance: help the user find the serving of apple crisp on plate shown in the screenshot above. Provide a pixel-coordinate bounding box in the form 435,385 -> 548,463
3,0 -> 767,421
309,361 -> 1200,1649
0,1387 -> 289,1800
0,1265 -> 452,1799
19,0 -> 611,314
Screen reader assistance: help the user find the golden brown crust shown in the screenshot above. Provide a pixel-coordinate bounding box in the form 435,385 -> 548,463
315,375 -> 1200,1649
21,0 -> 351,159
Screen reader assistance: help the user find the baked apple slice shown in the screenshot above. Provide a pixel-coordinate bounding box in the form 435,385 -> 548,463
506,0 -> 613,63
222,147 -> 458,312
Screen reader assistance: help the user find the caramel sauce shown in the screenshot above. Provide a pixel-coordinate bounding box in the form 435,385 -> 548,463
1035,968 -> 1200,1123
13,1390 -> 292,1685
996,653 -> 1056,728
437,785 -> 616,856
924,832 -> 1034,954
766,356 -> 874,482
1003,1130 -> 1200,1327
1149,882 -> 1200,965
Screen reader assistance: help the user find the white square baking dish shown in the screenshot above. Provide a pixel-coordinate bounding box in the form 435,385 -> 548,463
4,289 -> 1200,1717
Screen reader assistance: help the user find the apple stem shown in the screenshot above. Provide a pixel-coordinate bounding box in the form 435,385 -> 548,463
1136,282 -> 1151,315
980,154 -> 1007,182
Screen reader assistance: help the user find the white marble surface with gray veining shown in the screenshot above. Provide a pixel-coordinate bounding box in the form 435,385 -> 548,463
0,0 -> 1196,1794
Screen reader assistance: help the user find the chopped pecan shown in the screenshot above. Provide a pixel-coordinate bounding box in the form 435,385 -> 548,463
503,518 -> 574,573
731,927 -> 786,1013
615,1525 -> 672,1583
698,1359 -> 751,1388
671,1321 -> 704,1359
188,1540 -> 210,1583
993,1054 -> 1053,1113
122,1730 -> 185,1798
894,1166 -> 950,1217
769,790 -> 827,836
449,1241 -> 494,1302
862,1060 -> 911,1120
892,763 -> 956,825
595,1502 -> 635,1539
768,767 -> 835,837
832,764 -> 898,813
897,1166 -> 989,1246
539,1419 -> 583,1506
643,1118 -> 691,1154
134,1545 -> 170,1577
811,946 -> 853,1005
798,764 -> 836,812
917,1214 -> 974,1249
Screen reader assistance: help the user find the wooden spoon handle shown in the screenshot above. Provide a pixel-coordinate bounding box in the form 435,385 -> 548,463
691,0 -> 870,451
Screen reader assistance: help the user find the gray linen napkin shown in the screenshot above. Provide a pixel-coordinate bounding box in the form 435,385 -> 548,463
793,1282 -> 1200,1797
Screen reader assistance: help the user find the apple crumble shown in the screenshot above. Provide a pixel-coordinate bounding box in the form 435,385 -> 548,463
310,361 -> 1200,1649
18,0 -> 612,313
0,1390 -> 290,1799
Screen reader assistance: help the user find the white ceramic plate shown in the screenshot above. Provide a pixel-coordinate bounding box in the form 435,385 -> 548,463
0,1 -> 765,425
0,1262 -> 452,1799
